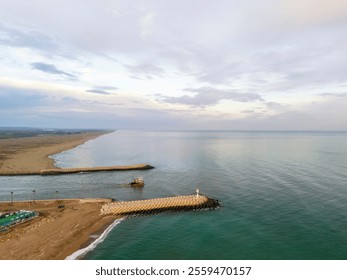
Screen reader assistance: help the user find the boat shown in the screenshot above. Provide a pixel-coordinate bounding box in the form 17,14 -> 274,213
129,177 -> 145,187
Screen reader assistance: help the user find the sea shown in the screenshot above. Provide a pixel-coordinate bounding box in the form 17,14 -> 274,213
1,130 -> 347,260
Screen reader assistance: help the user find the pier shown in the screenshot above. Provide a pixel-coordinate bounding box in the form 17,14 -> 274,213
100,194 -> 220,216
0,164 -> 154,176
40,164 -> 154,175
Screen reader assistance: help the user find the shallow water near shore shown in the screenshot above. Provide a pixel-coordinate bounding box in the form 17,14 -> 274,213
1,130 -> 347,259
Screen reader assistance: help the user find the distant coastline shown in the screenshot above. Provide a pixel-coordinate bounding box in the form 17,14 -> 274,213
0,130 -> 119,259
0,127 -> 113,139
0,129 -> 111,174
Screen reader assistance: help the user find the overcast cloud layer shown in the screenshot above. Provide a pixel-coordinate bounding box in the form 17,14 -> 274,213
0,0 -> 347,130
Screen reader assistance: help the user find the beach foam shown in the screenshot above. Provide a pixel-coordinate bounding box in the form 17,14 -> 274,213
65,217 -> 125,260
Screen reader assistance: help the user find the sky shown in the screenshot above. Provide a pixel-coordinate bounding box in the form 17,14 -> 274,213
0,0 -> 347,130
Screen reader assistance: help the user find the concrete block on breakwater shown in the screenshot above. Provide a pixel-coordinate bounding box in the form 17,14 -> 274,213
100,194 -> 220,216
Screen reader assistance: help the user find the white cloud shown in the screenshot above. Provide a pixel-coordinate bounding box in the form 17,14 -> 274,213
158,87 -> 263,108
279,0 -> 347,26
139,12 -> 155,39
0,0 -> 346,130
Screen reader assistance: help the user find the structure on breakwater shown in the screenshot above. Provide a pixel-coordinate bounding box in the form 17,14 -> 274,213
0,164 -> 154,176
100,193 -> 220,216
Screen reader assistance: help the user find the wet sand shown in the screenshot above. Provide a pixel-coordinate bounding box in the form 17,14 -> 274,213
0,131 -> 107,174
0,199 -> 118,260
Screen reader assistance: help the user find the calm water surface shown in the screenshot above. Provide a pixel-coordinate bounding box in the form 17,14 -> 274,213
1,131 -> 347,259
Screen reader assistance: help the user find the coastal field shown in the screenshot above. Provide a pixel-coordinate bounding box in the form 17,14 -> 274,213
0,198 -> 115,259
0,131 -> 108,174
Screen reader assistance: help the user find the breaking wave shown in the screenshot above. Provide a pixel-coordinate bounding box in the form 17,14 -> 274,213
65,217 -> 125,260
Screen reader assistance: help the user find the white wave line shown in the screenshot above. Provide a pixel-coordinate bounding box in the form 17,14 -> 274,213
65,217 -> 125,260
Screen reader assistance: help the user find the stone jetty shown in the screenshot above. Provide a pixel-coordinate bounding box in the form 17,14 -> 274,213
0,164 -> 154,176
100,194 -> 220,216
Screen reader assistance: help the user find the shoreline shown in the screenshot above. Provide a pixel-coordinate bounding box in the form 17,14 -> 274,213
0,131 -> 110,174
0,198 -> 120,260
65,217 -> 125,260
0,131 -> 120,259
0,130 -> 153,259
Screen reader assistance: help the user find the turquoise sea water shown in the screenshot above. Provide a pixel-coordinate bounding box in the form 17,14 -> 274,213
1,130 -> 347,259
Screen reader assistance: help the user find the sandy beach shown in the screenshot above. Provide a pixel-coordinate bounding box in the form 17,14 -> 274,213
0,199 -> 117,260
0,131 -> 107,174
0,131 -> 119,259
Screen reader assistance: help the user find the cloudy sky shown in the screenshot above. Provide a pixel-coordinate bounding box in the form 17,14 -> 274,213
1,0 -> 347,130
